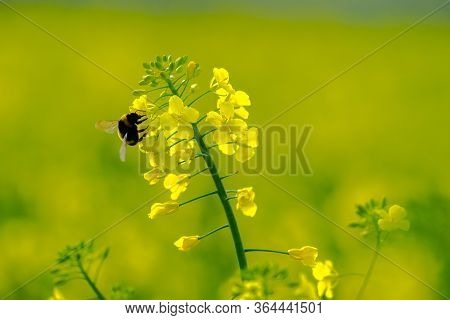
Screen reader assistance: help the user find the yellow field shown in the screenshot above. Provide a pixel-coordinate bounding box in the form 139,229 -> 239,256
0,3 -> 449,299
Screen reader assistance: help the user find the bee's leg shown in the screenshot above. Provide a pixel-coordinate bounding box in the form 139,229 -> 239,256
138,126 -> 149,133
136,117 -> 148,124
138,132 -> 147,142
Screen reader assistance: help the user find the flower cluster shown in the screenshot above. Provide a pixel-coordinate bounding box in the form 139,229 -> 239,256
110,56 -> 260,253
207,68 -> 258,162
349,198 -> 410,237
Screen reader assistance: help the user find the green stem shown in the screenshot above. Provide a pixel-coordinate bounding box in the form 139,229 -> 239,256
167,79 -> 248,273
165,78 -> 179,95
199,224 -> 229,240
244,248 -> 289,256
76,258 -> 105,300
179,191 -> 218,207
356,232 -> 381,299
193,124 -> 248,272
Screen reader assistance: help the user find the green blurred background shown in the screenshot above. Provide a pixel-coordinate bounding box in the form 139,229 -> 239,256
1,0 -> 449,299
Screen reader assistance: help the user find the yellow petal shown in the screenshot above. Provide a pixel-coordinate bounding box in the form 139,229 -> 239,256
174,235 -> 200,252
235,107 -> 249,119
206,111 -> 223,127
233,91 -> 251,106
218,143 -> 236,155
182,107 -> 199,123
218,100 -> 235,119
235,145 -> 255,163
288,246 -> 318,267
236,187 -> 257,217
168,95 -> 185,115
317,280 -> 327,298
228,118 -> 248,132
312,260 -> 333,281
163,173 -> 179,190
143,168 -> 165,185
246,127 -> 259,148
159,112 -> 178,132
149,201 -> 179,219
389,205 -> 407,221
213,67 -> 229,85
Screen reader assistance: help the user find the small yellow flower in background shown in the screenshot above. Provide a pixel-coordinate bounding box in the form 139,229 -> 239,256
295,274 -> 318,299
49,288 -> 64,300
378,205 -> 410,232
160,96 -> 199,138
143,168 -> 165,185
163,174 -> 190,200
312,260 -> 338,299
174,235 -> 200,252
235,280 -> 264,300
288,246 -> 318,267
149,201 -> 179,219
236,187 -> 257,217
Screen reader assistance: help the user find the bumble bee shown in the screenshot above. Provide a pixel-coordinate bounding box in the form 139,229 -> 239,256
96,112 -> 147,161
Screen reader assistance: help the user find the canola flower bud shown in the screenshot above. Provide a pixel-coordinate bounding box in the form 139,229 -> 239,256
174,235 -> 200,252
190,83 -> 198,93
236,187 -> 257,217
186,61 -> 199,79
288,246 -> 318,267
149,201 -> 179,219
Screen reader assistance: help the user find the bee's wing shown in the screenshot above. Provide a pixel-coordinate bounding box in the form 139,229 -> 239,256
95,120 -> 117,134
119,133 -> 127,162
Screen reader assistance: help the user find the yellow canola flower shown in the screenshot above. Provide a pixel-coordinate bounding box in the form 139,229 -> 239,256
236,187 -> 257,217
288,246 -> 319,267
217,88 -> 251,119
210,67 -> 233,93
168,139 -> 195,167
378,205 -> 410,232
143,168 -> 165,185
174,235 -> 200,252
163,174 -> 190,200
129,95 -> 149,112
149,201 -> 179,219
235,127 -> 258,163
312,260 -> 338,299
49,288 -> 64,300
139,136 -> 169,169
160,96 -> 199,139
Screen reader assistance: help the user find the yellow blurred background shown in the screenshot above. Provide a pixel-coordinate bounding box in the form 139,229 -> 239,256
0,1 -> 449,299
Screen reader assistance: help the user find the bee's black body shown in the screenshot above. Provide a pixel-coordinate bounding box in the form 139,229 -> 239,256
118,113 -> 146,146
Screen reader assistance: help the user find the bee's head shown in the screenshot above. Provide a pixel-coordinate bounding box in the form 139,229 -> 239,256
126,112 -> 141,123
